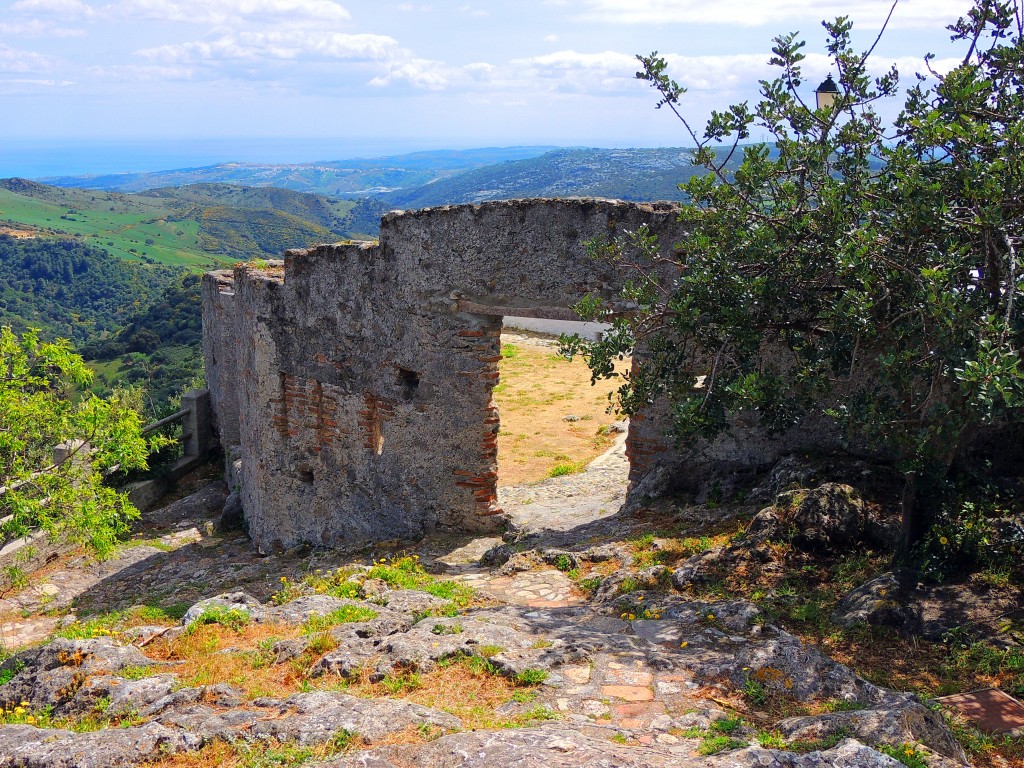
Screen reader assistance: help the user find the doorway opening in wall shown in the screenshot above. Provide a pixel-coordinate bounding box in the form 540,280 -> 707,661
493,315 -> 632,489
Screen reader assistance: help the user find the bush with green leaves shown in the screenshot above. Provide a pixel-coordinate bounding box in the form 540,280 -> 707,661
566,0 -> 1024,552
0,327 -> 166,559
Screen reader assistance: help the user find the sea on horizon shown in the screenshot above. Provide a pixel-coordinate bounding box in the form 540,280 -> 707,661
0,137 -> 447,180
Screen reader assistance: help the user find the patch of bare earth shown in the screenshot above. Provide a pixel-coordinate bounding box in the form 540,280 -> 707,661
494,333 -> 629,486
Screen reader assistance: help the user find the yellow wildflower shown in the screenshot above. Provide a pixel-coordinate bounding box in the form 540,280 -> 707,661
939,536 -> 949,546
706,613 -> 715,621
680,641 -> 689,648
25,715 -> 35,724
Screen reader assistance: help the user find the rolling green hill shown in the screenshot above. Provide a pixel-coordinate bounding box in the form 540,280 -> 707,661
0,178 -> 385,412
379,147 -> 703,208
0,179 -> 380,270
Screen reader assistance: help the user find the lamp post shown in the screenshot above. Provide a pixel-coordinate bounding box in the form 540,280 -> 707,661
815,74 -> 839,110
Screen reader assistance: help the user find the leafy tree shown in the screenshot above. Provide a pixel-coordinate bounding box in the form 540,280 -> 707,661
0,327 -> 167,559
568,0 -> 1024,553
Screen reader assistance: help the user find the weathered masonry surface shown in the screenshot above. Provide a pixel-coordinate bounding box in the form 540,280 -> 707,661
203,199 -> 689,552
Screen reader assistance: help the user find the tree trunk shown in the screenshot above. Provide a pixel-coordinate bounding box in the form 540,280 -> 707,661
896,470 -> 921,561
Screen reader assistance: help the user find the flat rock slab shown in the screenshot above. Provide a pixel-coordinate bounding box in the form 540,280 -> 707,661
316,727 -> 913,768
483,569 -> 583,608
936,687 -> 1024,735
0,721 -> 200,768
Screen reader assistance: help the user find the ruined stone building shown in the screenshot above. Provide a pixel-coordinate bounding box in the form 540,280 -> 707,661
202,199 -> 819,552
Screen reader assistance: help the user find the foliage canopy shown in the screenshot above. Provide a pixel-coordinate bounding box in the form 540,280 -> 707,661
0,327 -> 164,559
568,0 -> 1024,548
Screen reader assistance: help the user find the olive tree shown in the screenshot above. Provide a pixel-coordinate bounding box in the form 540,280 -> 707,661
568,0 -> 1024,553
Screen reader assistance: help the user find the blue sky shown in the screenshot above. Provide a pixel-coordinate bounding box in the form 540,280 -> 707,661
1,0 -> 975,153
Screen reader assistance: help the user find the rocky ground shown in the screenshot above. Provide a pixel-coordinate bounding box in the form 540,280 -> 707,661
0,412 -> 1015,766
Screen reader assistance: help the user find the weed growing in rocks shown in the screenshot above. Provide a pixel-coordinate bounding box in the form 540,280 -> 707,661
879,743 -> 929,768
786,728 -> 850,754
757,730 -> 788,749
272,556 -> 476,612
188,606 -> 252,633
943,712 -> 1024,765
302,606 -> 378,635
431,623 -> 463,635
941,637 -> 1024,697
55,604 -> 184,640
514,669 -> 548,686
697,735 -> 746,755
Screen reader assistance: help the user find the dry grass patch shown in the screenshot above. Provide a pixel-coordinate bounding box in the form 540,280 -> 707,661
495,338 -> 628,486
140,733 -> 360,768
145,622 -> 313,699
319,655 -> 556,731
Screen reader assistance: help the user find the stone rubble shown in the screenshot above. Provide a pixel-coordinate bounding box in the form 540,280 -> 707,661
0,362 -> 976,768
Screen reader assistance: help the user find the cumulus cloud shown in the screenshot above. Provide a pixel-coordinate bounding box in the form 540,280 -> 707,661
12,0 -> 351,25
139,30 -> 398,64
0,43 -> 53,73
505,48 -> 954,99
574,0 -> 975,29
118,0 -> 349,24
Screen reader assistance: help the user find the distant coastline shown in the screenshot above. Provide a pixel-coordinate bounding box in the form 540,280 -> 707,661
0,138 -> 463,179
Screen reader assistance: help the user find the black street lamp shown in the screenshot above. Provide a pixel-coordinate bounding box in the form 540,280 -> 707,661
815,74 -> 840,110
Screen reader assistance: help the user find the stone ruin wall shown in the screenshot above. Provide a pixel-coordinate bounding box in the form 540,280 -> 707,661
202,198 -> 845,553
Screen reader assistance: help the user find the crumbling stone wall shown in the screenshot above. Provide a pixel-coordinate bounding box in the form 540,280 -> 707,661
203,199 -> 695,551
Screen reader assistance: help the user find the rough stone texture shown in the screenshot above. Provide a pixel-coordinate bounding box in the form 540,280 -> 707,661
63,674 -> 178,718
0,638 -> 157,713
316,728 -> 910,768
216,490 -> 245,532
832,570 -> 922,635
0,722 -> 201,768
201,270 -> 241,448
833,569 -> 1024,642
181,590 -> 266,626
140,481 -> 228,528
248,692 -> 462,744
775,704 -> 967,762
776,483 -> 869,554
203,199 -> 868,551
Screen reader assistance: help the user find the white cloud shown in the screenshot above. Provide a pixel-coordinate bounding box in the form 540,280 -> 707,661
139,30 -> 397,64
543,33 -> 559,43
12,0 -> 352,25
0,43 -> 53,73
574,0 -> 975,29
88,63 -> 198,80
10,0 -> 96,17
109,0 -> 351,24
0,19 -> 86,36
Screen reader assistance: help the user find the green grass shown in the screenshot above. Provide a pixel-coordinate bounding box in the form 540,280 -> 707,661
0,189 -> 221,268
302,606 -> 379,634
697,735 -> 746,755
188,606 -> 253,633
272,556 -> 475,613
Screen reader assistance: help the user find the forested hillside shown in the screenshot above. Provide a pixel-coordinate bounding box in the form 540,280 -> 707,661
0,235 -> 176,343
83,274 -> 205,407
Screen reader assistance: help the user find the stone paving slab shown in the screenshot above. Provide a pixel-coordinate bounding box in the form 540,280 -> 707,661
936,687 -> 1024,735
